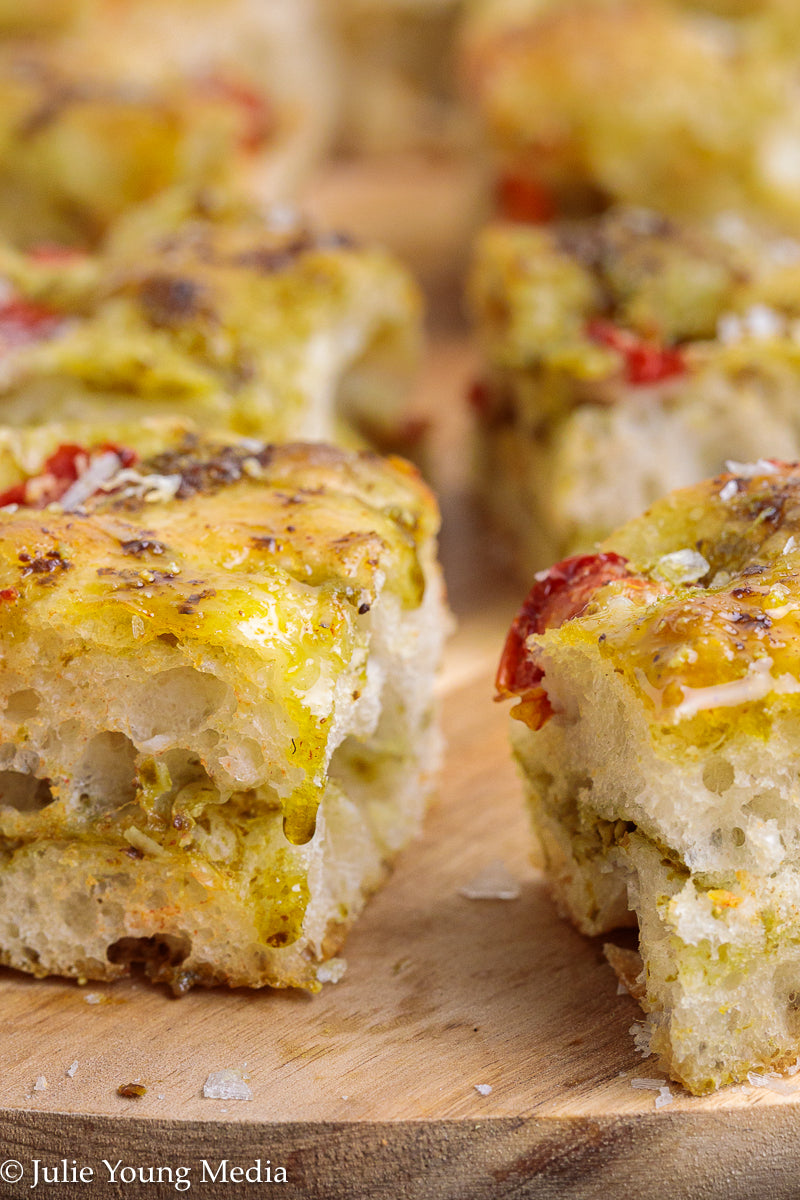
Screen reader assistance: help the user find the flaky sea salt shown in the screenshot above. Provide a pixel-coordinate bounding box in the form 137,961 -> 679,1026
745,304 -> 785,340
631,1077 -> 666,1091
316,958 -> 347,984
33,1076 -> 47,1092
629,1022 -> 652,1057
459,860 -> 520,901
655,1087 -> 674,1109
655,549 -> 709,585
717,313 -> 742,345
203,1070 -> 253,1102
719,479 -> 739,502
747,1071 -> 795,1095
725,459 -> 779,478
65,1061 -> 78,1078
474,1084 -> 492,1097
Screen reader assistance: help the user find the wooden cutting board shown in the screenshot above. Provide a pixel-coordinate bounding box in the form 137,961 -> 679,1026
2,344 -> 800,1200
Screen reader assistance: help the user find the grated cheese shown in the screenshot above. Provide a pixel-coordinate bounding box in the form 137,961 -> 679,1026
673,656 -> 800,721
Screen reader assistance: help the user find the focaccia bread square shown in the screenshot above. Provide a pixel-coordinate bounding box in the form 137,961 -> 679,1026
0,0 -> 335,248
469,208 -> 800,573
0,433 -> 446,993
0,194 -> 421,449
460,0 -> 800,229
498,461 -> 800,1092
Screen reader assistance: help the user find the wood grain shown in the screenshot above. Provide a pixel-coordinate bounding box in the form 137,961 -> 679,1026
2,344 -> 800,1198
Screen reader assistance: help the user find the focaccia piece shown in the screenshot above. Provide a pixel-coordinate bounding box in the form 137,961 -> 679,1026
499,461 -> 800,1092
461,0 -> 800,228
469,208 -> 800,573
0,0 -> 334,248
0,195 -> 421,447
0,432 -> 446,993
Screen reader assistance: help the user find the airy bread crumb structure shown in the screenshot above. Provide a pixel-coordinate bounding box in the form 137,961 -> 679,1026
0,434 -> 446,993
499,461 -> 800,1093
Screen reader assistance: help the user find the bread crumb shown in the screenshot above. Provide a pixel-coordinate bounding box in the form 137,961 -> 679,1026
316,958 -> 347,984
65,1061 -> 78,1078
459,860 -> 520,900
117,1082 -> 147,1098
604,944 -> 645,1000
123,826 -> 166,859
33,1076 -> 47,1092
203,1070 -> 253,1101
474,1083 -> 492,1096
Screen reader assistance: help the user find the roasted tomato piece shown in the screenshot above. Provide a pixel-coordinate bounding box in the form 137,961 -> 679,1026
496,172 -> 557,224
0,442 -> 137,509
587,318 -> 686,385
28,244 -> 86,264
496,553 -> 633,728
0,297 -> 62,350
199,74 -> 274,153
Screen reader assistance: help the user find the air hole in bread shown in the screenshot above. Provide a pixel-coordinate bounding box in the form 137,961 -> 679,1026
107,933 -> 191,970
775,968 -> 800,1037
5,689 -> 41,722
129,668 -> 231,741
0,771 -> 54,811
702,757 -> 735,795
74,732 -> 138,809
163,749 -> 217,796
743,790 -> 782,822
